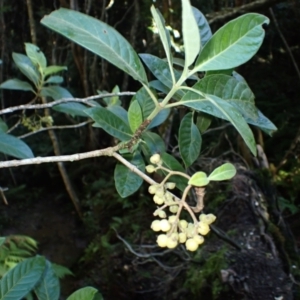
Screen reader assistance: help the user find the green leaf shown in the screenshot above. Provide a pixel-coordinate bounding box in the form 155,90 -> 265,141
160,153 -> 188,191
141,132 -> 166,157
135,86 -> 170,129
51,263 -> 74,279
25,43 -> 47,70
41,8 -> 148,84
67,287 -> 99,300
107,105 -> 128,124
150,6 -> 172,68
34,260 -> 60,300
192,7 -> 212,47
198,74 -> 258,120
188,171 -> 209,187
149,107 -> 170,129
182,0 -> 200,68
245,109 -> 277,136
104,85 -> 121,106
139,54 -> 183,95
0,256 -> 46,300
0,79 -> 34,92
208,163 -> 236,181
0,237 -> 5,247
41,86 -> 73,100
206,69 -> 233,76
128,100 -> 143,132
45,75 -> 64,84
0,118 -> 8,133
85,107 -> 132,141
114,152 -> 145,198
0,133 -> 34,159
196,113 -> 211,133
12,53 -> 40,88
181,86 -> 256,155
43,66 -> 67,77
194,13 -> 269,71
52,103 -> 89,117
179,112 -> 201,168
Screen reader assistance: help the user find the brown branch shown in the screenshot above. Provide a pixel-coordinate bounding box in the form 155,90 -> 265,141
0,145 -> 120,169
207,0 -> 285,24
0,92 -> 136,115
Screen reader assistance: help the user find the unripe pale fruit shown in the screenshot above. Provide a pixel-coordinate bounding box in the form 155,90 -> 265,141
170,232 -> 179,241
157,210 -> 167,218
179,232 -> 187,243
153,194 -> 164,205
157,234 -> 168,247
146,165 -> 156,173
155,187 -> 165,197
168,215 -> 177,224
148,185 -> 158,195
165,182 -> 176,190
179,219 -> 188,229
150,153 -> 161,165
160,219 -> 171,232
166,238 -> 178,249
193,235 -> 204,245
169,205 -> 178,213
199,213 -> 216,225
186,238 -> 199,251
164,192 -> 174,204
151,220 -> 161,232
197,221 -> 210,235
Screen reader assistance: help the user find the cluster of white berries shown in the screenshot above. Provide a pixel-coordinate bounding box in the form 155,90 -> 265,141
151,213 -> 216,251
146,153 -> 217,252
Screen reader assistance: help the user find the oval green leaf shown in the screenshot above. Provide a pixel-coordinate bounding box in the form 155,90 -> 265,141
12,53 -> 40,88
45,75 -> 64,84
192,7 -> 212,47
52,103 -> 89,117
245,109 -> 277,136
182,0 -> 200,68
194,13 -> 269,71
179,112 -> 201,168
66,287 -> 99,300
151,6 -> 172,69
188,171 -> 209,187
41,86 -> 73,100
198,74 -> 258,120
208,163 -> 236,181
0,133 -> 34,159
141,131 -> 166,157
114,153 -> 145,198
34,260 -> 60,300
0,256 -> 46,300
139,54 -> 183,94
85,107 -> 132,141
43,66 -> 67,77
41,8 -> 147,84
0,79 -> 34,92
25,43 -> 47,70
128,100 -> 143,132
181,86 -> 256,156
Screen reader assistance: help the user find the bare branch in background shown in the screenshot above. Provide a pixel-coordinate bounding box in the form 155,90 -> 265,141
0,92 -> 136,114
207,0 -> 285,24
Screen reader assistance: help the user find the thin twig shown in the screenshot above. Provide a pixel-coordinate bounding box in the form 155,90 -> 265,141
19,121 -> 92,139
269,7 -> 300,82
0,187 -> 8,205
0,92 -> 136,115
